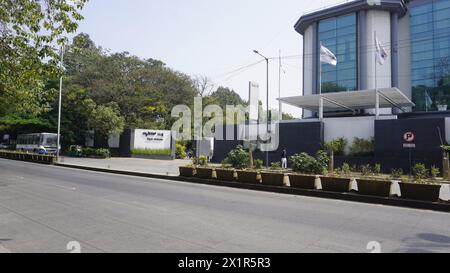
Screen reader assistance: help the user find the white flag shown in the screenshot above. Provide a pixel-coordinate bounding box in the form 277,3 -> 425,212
320,44 -> 337,66
375,37 -> 388,65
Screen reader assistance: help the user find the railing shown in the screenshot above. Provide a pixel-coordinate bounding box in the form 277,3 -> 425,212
0,150 -> 56,165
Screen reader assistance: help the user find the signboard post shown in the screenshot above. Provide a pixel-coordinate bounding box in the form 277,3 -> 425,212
403,132 -> 415,176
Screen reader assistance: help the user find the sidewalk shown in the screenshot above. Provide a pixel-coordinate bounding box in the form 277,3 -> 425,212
59,157 -> 190,176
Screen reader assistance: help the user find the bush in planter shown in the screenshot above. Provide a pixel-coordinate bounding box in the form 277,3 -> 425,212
225,145 -> 249,169
341,163 -> 351,176
198,155 -> 208,167
356,179 -> 392,197
270,162 -> 282,171
391,168 -> 404,179
360,164 -> 372,176
431,166 -> 440,179
290,151 -> 328,175
413,163 -> 429,181
373,164 -> 381,175
399,182 -> 442,202
95,148 -> 111,158
254,159 -> 263,170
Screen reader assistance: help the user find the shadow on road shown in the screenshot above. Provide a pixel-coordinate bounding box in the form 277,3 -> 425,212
397,233 -> 450,253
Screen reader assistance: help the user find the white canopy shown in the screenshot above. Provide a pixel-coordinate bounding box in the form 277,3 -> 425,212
278,88 -> 415,118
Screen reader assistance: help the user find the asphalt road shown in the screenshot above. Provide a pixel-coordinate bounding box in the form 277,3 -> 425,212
0,158 -> 449,253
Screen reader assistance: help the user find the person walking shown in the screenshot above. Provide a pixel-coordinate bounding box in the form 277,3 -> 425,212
281,148 -> 288,169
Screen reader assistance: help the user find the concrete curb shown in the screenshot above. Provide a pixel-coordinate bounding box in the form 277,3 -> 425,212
55,163 -> 450,213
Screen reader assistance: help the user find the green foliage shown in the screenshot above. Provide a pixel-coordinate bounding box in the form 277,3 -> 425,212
373,164 -> 381,175
341,163 -> 351,176
323,138 -> 348,155
360,164 -> 372,176
0,0 -> 87,116
431,166 -> 440,179
391,168 -> 404,179
290,151 -> 329,175
349,137 -> 375,156
88,103 -> 125,147
175,143 -> 186,159
254,159 -> 263,170
270,162 -> 282,170
82,147 -> 110,158
225,145 -> 249,169
413,163 -> 429,181
131,149 -> 171,156
198,155 -> 208,167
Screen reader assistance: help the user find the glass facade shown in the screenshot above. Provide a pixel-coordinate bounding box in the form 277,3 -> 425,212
410,0 -> 450,111
318,13 -> 358,93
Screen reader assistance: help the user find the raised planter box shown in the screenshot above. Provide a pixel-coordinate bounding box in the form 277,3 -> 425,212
179,166 -> 195,177
357,179 -> 392,197
131,155 -> 174,160
215,169 -> 236,181
288,174 -> 316,189
0,151 -> 56,165
320,177 -> 351,193
236,170 -> 261,184
195,168 -> 214,179
399,182 -> 442,202
261,172 -> 285,186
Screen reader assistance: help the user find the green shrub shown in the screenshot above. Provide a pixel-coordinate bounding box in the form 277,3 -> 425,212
349,137 -> 375,156
391,168 -> 404,179
131,149 -> 171,156
360,164 -> 372,176
323,137 -> 348,156
198,155 -> 208,167
225,145 -> 249,169
431,166 -> 440,179
175,143 -> 186,159
341,163 -> 351,176
82,147 -> 110,158
290,151 -> 328,175
373,164 -> 381,175
254,159 -> 263,169
95,148 -> 111,158
270,162 -> 282,170
413,163 -> 428,181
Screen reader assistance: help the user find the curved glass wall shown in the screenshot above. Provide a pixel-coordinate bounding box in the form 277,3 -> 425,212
410,0 -> 450,111
318,13 -> 357,93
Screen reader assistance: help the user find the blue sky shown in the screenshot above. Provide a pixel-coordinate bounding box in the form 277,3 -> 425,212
76,0 -> 343,117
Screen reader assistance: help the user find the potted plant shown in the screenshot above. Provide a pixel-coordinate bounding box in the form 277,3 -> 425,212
288,173 -> 317,189
399,182 -> 442,202
356,178 -> 392,197
399,163 -> 441,202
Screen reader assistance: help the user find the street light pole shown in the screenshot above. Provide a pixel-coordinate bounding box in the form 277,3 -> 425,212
56,45 -> 65,162
253,50 -> 270,169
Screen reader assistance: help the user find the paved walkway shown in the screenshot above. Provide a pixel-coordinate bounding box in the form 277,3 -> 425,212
59,157 -> 190,176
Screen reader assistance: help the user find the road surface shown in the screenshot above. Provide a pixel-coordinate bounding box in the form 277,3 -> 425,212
0,158 -> 449,253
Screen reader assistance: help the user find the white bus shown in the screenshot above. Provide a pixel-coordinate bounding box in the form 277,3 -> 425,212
16,133 -> 59,154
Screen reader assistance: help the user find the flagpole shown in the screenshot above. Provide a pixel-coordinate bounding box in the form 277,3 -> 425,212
374,31 -> 380,118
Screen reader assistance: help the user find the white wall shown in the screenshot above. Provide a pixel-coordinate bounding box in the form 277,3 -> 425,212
364,10 -> 393,115
132,129 -> 172,150
323,116 -> 397,153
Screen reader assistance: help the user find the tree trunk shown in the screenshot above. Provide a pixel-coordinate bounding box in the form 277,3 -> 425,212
443,151 -> 450,180
328,150 -> 334,175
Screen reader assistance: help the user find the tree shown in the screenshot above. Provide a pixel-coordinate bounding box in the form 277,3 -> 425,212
0,0 -> 87,116
88,103 -> 125,148
194,75 -> 214,97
